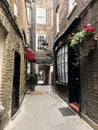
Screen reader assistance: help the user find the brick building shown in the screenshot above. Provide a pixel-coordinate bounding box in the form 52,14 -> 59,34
0,0 -> 28,129
53,0 -> 98,130
34,0 -> 53,85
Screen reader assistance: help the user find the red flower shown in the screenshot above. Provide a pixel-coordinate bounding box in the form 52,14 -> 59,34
83,24 -> 91,28
83,24 -> 95,32
85,27 -> 95,32
89,27 -> 95,32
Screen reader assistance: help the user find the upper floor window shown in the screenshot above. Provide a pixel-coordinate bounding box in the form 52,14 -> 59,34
56,45 -> 68,83
36,34 -> 45,50
67,0 -> 77,18
51,9 -> 53,26
14,3 -> 18,17
26,7 -> 30,24
36,8 -> 46,24
56,5 -> 59,33
69,0 -> 77,12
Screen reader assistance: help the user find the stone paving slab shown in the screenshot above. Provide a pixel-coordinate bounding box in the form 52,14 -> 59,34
4,85 -> 94,130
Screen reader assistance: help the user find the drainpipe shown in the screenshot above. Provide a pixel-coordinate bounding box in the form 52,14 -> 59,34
30,0 -> 35,75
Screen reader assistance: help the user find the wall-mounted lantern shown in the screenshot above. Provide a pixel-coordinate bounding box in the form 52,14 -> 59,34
41,40 -> 53,59
41,40 -> 48,51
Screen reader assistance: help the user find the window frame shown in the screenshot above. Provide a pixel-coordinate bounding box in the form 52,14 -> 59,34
56,12 -> 59,33
66,0 -> 77,18
14,3 -> 18,17
56,5 -> 59,33
36,8 -> 46,25
56,45 -> 68,84
36,34 -> 46,51
26,7 -> 30,24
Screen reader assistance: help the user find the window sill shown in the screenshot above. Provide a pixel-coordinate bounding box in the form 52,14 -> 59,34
36,23 -> 46,25
66,3 -> 77,19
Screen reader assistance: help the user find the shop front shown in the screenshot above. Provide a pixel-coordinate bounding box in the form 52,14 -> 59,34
53,17 -> 81,113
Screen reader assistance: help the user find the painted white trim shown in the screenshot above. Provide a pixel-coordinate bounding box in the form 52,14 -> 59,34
26,7 -> 30,23
66,0 -> 77,19
57,12 -> 59,33
14,4 -> 18,17
36,8 -> 46,25
36,34 -> 46,51
51,9 -> 53,26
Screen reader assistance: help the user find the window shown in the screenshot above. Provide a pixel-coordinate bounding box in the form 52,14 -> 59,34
26,7 -> 30,24
56,6 -> 59,33
36,34 -> 45,50
14,3 -> 18,17
51,9 -> 53,26
67,0 -> 77,18
56,45 -> 68,83
36,8 -> 46,24
56,12 -> 59,33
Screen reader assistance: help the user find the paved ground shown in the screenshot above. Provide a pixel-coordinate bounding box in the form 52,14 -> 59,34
4,85 -> 94,130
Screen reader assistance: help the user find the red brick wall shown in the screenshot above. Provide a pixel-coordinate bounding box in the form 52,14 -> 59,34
53,0 -> 98,125
80,1 -> 98,124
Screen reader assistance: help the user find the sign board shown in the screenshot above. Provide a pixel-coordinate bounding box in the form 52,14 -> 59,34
36,59 -> 52,64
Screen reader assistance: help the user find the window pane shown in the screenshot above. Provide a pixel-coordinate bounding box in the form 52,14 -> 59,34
62,73 -> 65,82
62,54 -> 64,63
37,8 -> 45,24
26,7 -> 30,22
62,46 -> 64,53
57,65 -> 60,74
37,17 -> 45,24
69,0 -> 76,12
56,44 -> 68,83
62,63 -> 64,73
37,35 -> 45,50
59,64 -> 62,74
59,55 -> 62,64
65,45 -> 68,52
66,72 -> 68,83
65,63 -> 68,72
65,53 -> 68,62
60,73 -> 62,82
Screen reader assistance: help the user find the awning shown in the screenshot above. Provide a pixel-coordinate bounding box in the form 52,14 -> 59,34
26,48 -> 36,62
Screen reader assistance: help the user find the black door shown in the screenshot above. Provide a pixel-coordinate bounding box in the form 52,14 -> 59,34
11,52 -> 20,117
68,46 -> 80,107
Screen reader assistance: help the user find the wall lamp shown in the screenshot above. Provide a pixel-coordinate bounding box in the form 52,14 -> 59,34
41,40 -> 53,59
41,40 -> 48,51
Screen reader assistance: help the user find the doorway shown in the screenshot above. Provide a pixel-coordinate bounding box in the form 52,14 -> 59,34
11,52 -> 20,117
38,67 -> 44,84
68,46 -> 81,112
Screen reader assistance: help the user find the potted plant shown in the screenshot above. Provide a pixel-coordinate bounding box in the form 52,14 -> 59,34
70,24 -> 97,66
27,73 -> 37,92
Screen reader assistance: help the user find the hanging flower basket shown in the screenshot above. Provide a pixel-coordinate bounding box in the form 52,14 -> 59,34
70,24 -> 97,66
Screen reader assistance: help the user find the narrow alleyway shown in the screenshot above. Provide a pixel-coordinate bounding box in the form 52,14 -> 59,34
4,85 -> 94,130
